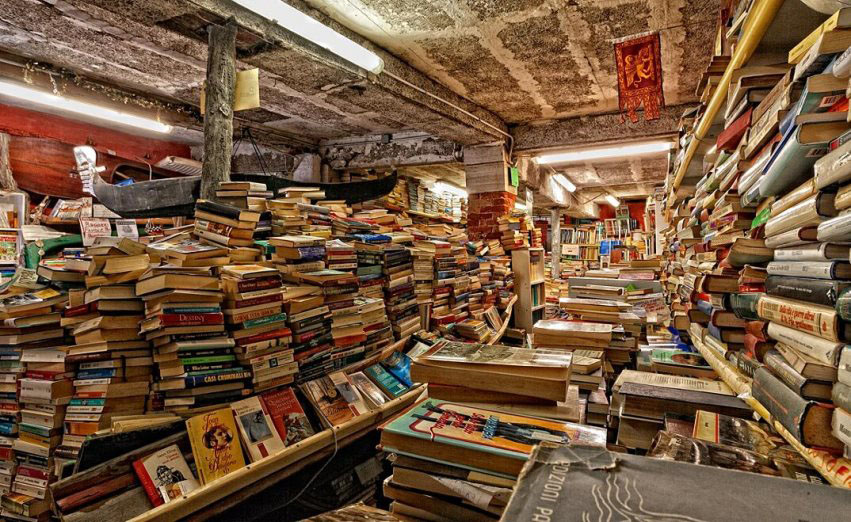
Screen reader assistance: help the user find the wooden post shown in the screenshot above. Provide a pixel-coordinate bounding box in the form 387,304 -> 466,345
551,208 -> 561,279
0,133 -> 18,191
201,19 -> 238,201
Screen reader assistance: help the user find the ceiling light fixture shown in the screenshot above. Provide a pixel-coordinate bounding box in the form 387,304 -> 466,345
433,181 -> 467,198
0,79 -> 172,133
535,140 -> 673,165
553,174 -> 576,192
232,0 -> 384,74
605,195 -> 620,207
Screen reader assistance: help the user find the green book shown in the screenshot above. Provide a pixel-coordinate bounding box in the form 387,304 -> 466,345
364,364 -> 407,398
178,354 -> 236,365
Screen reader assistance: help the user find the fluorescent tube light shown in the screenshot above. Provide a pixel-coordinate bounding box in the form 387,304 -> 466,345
232,0 -> 384,74
536,141 -> 673,165
554,174 -> 576,192
433,182 -> 467,198
605,195 -> 620,207
0,79 -> 172,133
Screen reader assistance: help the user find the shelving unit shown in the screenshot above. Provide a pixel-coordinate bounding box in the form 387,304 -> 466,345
692,334 -> 851,488
512,247 -> 547,330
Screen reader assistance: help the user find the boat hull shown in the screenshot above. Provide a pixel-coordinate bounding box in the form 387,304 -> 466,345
231,171 -> 398,204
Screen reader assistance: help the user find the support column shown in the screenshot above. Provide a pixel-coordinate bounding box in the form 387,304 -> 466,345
201,19 -> 237,201
464,143 -> 517,241
0,133 -> 17,191
551,208 -> 562,279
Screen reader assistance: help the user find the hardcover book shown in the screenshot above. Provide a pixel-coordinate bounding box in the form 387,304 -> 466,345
132,444 -> 199,507
185,408 -> 246,484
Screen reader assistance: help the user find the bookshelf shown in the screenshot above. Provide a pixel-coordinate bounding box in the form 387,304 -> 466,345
560,224 -> 601,264
512,247 -> 547,330
692,334 -> 851,488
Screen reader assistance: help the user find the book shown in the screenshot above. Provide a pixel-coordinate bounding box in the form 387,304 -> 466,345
764,350 -> 832,401
186,408 -> 246,484
230,396 -> 285,461
757,294 -> 845,343
132,444 -> 199,507
766,321 -> 843,366
524,440 -> 851,518
766,260 -> 851,279
300,375 -> 357,427
260,387 -> 315,446
765,275 -> 850,307
364,364 -> 409,399
752,367 -> 842,450
379,400 -> 606,477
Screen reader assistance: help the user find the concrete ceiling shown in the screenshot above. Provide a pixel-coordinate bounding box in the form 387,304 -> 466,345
0,0 -> 717,202
304,0 -> 718,124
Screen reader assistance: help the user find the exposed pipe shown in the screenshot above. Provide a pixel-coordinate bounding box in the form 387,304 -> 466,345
383,70 -> 515,158
668,0 -> 785,200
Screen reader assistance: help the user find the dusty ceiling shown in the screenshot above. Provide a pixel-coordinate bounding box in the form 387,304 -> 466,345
304,0 -> 718,124
0,0 -> 717,202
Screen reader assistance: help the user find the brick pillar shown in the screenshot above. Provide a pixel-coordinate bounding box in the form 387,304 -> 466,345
468,191 -> 516,240
464,143 -> 517,241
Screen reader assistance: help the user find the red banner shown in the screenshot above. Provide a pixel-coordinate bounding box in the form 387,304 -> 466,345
615,33 -> 665,123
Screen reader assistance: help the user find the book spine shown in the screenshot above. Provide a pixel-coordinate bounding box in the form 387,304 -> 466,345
185,370 -> 250,388
766,275 -> 847,307
728,293 -> 761,321
242,313 -> 287,330
832,381 -> 851,412
764,351 -> 808,395
751,367 -> 809,443
766,321 -> 842,366
228,294 -> 283,309
757,295 -> 840,342
159,313 -> 224,326
817,213 -> 851,243
766,261 -> 836,280
236,328 -> 292,347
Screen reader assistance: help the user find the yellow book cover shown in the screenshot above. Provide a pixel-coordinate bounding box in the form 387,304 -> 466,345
186,407 -> 246,485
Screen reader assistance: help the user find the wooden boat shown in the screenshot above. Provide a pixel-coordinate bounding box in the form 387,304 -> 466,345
74,146 -> 201,218
11,136 -> 184,199
230,170 -> 399,203
74,147 -> 399,218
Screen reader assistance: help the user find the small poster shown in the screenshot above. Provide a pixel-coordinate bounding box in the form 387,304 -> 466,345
115,219 -> 139,239
79,217 -> 111,246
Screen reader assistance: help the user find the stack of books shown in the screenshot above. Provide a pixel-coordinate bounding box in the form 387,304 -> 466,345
269,235 -> 326,281
268,195 -> 308,236
325,239 -> 357,273
193,199 -> 261,250
355,242 -> 387,299
296,270 -> 365,380
136,265 -> 239,415
380,246 -> 419,339
14,345 -> 72,503
358,297 -> 393,354
215,181 -> 272,210
284,288 -> 333,383
379,397 -> 606,519
220,265 -> 294,393
491,258 -> 514,309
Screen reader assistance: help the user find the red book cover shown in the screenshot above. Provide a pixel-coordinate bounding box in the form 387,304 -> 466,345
236,328 -> 293,347
260,387 -> 315,446
63,302 -> 94,318
229,293 -> 283,309
744,333 -> 774,362
159,313 -> 224,327
16,466 -> 49,481
717,107 -> 752,151
333,334 -> 367,348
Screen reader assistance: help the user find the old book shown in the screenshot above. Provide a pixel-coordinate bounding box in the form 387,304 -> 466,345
775,342 -> 837,383
752,367 -> 842,450
767,321 -> 844,367
765,275 -> 851,307
132,444 -> 199,507
379,400 -> 606,477
764,350 -> 832,401
300,375 -> 357,427
764,225 -> 819,248
617,381 -> 750,420
773,242 -> 848,261
260,387 -> 315,446
230,396 -> 285,461
185,408 -> 246,484
503,443 -> 849,520
410,341 -> 572,402
649,349 -> 715,380
757,295 -> 845,342
767,260 -> 851,280
692,410 -> 781,452
817,212 -> 851,242
763,193 -> 836,238
364,364 -> 409,399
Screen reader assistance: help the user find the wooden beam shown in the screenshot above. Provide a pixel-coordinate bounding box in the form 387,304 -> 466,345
201,19 -> 238,201
0,133 -> 17,191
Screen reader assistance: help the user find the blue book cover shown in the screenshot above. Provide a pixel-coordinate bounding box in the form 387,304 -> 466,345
381,351 -> 413,387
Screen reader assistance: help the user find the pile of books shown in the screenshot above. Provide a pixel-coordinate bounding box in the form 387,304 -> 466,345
193,199 -> 261,250
269,235 -> 326,281
221,265 -> 294,393
215,181 -> 272,211
325,239 -> 357,273
354,242 -> 385,299
379,245 -> 419,339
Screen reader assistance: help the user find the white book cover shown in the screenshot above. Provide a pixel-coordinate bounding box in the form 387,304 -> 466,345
231,396 -> 285,462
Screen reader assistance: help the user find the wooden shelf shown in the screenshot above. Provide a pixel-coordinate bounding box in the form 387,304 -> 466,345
530,279 -> 545,285
692,335 -> 851,488
128,387 -> 425,521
